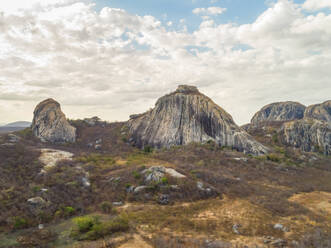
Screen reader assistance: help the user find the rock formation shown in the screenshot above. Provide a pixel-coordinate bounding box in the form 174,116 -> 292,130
126,85 -> 268,155
304,100 -> 331,123
251,101 -> 306,125
32,98 -> 76,143
280,119 -> 331,155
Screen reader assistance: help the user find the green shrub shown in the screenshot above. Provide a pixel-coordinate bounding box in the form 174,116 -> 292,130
71,215 -> 129,240
73,216 -> 97,233
266,153 -> 281,163
132,171 -> 141,179
17,128 -> 33,139
64,206 -> 75,217
272,133 -> 279,143
100,201 -> 113,214
32,185 -> 41,193
13,217 -> 27,230
77,154 -> 115,166
161,177 -> 168,185
144,146 -> 153,153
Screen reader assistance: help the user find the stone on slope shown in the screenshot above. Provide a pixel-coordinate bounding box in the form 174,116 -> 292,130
304,100 -> 331,123
251,101 -> 306,125
32,98 -> 76,143
127,85 -> 268,155
280,119 -> 331,155
39,148 -> 74,169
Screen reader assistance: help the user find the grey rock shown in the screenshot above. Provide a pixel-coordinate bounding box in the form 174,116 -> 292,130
251,101 -> 306,124
126,186 -> 135,193
87,143 -> 93,148
112,201 -> 124,206
197,181 -> 204,190
142,166 -> 166,184
1,143 -> 15,147
273,223 -> 288,232
165,168 -> 186,178
108,177 -> 121,183
81,177 -> 91,187
31,98 -> 76,143
280,119 -> 331,155
95,138 -> 102,144
158,194 -> 170,205
95,144 -> 102,150
126,85 -> 268,155
170,185 -> 180,191
8,134 -> 20,143
134,186 -> 149,193
232,224 -> 241,235
205,240 -> 232,248
304,100 -> 331,122
38,224 -> 44,230
27,197 -> 46,206
270,239 -> 287,247
233,157 -> 248,162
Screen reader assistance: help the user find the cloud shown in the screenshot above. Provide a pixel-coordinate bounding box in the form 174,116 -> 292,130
0,0 -> 330,125
302,0 -> 331,11
193,7 -> 227,16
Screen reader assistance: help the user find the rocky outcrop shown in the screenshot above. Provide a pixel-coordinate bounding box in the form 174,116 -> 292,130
251,101 -> 306,125
280,119 -> 331,155
126,85 -> 268,155
304,100 -> 331,123
32,98 -> 76,143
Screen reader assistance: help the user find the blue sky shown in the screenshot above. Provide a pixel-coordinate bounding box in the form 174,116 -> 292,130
94,0 -> 307,31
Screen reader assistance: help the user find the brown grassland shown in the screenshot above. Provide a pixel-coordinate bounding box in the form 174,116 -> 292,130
0,121 -> 330,247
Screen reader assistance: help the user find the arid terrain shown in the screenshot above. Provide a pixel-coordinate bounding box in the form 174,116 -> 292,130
0,118 -> 330,248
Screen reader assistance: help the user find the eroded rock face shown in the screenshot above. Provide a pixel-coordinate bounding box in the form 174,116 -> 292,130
32,98 -> 76,143
304,100 -> 331,123
280,119 -> 331,155
127,85 -> 268,155
251,101 -> 306,125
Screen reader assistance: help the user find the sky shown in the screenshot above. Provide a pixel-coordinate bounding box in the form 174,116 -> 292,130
0,0 -> 330,125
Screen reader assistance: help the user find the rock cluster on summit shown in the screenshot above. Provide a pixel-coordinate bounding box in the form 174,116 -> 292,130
250,100 -> 331,155
251,101 -> 306,124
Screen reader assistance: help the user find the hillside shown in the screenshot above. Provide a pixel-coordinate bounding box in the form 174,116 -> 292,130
0,93 -> 330,248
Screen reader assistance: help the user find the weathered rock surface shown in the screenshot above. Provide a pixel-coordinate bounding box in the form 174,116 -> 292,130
142,166 -> 186,184
251,101 -> 306,125
304,100 -> 331,123
280,119 -> 331,155
39,149 -> 74,169
32,98 -> 76,143
127,85 -> 268,155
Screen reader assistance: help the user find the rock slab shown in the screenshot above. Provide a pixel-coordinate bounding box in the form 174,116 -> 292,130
127,85 -> 268,155
32,98 -> 76,143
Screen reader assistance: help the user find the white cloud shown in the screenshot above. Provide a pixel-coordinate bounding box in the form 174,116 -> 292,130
302,0 -> 331,11
193,7 -> 227,16
0,0 -> 330,125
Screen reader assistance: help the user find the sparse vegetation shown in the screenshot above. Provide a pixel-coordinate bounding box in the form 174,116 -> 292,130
0,120 -> 330,247
71,214 -> 129,240
12,217 -> 28,230
144,145 -> 153,153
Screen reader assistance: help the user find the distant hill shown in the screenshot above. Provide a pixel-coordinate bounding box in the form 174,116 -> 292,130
3,121 -> 31,127
0,121 -> 31,134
